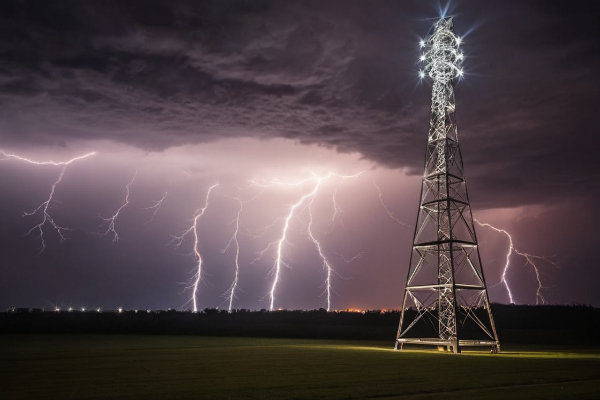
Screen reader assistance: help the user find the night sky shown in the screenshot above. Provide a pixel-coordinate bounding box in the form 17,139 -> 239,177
1,0 -> 599,311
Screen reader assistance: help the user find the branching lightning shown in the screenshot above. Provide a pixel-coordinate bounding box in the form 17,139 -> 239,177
3,147 -> 442,311
0,150 -> 97,252
327,188 -> 345,231
23,166 -> 70,251
306,197 -> 336,311
1,151 -> 96,166
373,183 -> 410,228
476,220 -> 559,304
100,171 -> 137,242
143,191 -> 168,223
252,172 -> 364,311
269,181 -> 321,311
221,199 -> 243,312
169,183 -> 219,312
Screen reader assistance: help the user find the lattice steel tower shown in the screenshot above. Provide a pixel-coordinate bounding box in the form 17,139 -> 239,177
395,17 -> 500,353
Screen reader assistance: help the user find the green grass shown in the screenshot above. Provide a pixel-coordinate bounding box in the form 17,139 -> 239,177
1,335 -> 599,399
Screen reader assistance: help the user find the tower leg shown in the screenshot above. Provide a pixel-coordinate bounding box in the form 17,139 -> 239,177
452,340 -> 461,354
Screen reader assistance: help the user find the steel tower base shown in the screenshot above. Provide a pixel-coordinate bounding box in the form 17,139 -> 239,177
395,338 -> 500,354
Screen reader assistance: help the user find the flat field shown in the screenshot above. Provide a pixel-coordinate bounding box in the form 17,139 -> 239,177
1,335 -> 599,399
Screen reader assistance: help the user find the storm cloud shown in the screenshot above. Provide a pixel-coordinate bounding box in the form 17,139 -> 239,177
1,1 -> 599,309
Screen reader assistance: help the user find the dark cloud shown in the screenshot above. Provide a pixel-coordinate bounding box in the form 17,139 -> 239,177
0,1 -> 595,209
0,1 -> 418,150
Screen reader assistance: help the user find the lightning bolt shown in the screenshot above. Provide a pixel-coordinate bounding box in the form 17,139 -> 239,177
143,191 -> 168,223
0,150 -> 97,252
3,150 -> 416,311
254,172 -> 363,311
306,198 -> 336,311
169,183 -> 219,312
1,151 -> 96,166
100,171 -> 137,242
327,188 -> 345,230
221,199 -> 243,312
373,183 -> 410,227
269,182 -> 320,311
475,220 -> 559,304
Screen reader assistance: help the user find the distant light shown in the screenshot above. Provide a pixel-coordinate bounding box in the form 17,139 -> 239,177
81,308 -> 86,312
68,307 -> 73,312
457,69 -> 463,77
347,308 -> 364,313
54,307 -> 60,312
457,53 -> 463,61
118,307 -> 123,313
456,36 -> 462,45
420,54 -> 426,62
96,308 -> 102,313
419,70 -> 425,79
419,40 -> 425,48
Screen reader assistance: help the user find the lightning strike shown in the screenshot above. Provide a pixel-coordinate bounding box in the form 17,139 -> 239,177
1,151 -> 97,166
221,199 -> 243,312
373,183 -> 410,228
337,252 -> 367,263
330,188 -> 344,228
269,181 -> 321,311
169,183 -> 219,312
0,150 -> 97,252
143,191 -> 168,223
220,184 -> 285,311
258,172 -> 363,311
475,220 -> 559,304
100,171 -> 137,242
306,198 -> 336,311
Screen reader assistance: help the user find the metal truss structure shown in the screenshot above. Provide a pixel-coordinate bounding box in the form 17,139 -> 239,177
395,17 -> 500,354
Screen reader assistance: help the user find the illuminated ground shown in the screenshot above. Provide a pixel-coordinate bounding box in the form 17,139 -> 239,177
2,335 -> 599,399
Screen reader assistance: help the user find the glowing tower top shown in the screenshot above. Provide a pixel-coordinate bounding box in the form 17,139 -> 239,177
419,17 -> 463,171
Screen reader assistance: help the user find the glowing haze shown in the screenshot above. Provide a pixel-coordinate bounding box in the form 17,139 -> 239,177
0,1 -> 599,310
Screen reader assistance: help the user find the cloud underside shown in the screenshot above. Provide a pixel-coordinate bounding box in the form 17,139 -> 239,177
0,0 -> 598,208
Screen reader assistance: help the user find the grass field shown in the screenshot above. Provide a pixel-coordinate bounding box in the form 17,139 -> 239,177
1,335 -> 599,399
